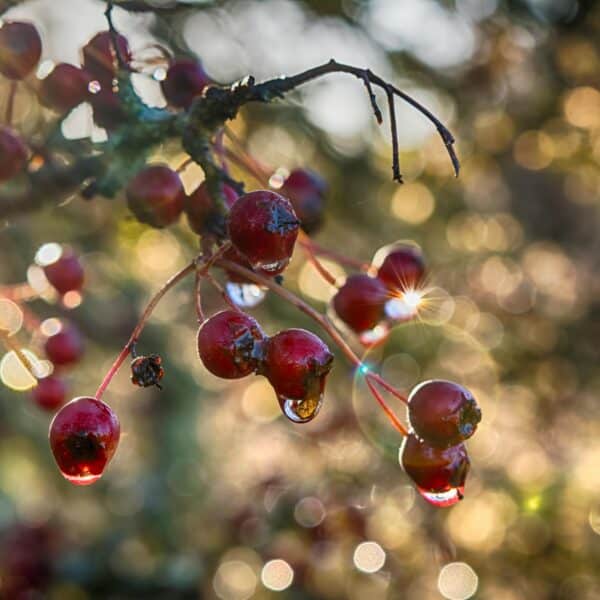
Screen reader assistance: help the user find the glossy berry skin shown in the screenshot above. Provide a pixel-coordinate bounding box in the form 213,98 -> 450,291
126,165 -> 185,228
408,380 -> 481,448
185,181 -> 238,235
197,310 -> 266,379
82,31 -> 131,87
377,246 -> 426,293
49,396 -> 120,485
0,126 -> 27,182
161,58 -> 210,109
44,326 -> 84,367
228,190 -> 300,275
262,329 -> 333,401
39,63 -> 90,113
332,274 -> 388,333
401,433 -> 470,495
32,375 -> 67,411
280,168 -> 327,233
43,250 -> 84,295
90,89 -> 127,130
0,21 -> 42,80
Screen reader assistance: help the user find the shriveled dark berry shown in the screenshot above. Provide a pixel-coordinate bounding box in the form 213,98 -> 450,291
130,354 -> 165,389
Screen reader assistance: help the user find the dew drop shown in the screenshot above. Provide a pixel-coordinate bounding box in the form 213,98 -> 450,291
358,323 -> 389,347
278,393 -> 323,423
62,472 -> 103,486
255,258 -> 289,274
385,297 -> 418,322
417,486 -> 464,508
225,282 -> 267,308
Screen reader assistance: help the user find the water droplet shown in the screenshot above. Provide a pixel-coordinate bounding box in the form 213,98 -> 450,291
62,472 -> 103,486
358,323 -> 389,347
226,282 -> 267,308
255,259 -> 289,274
278,393 -> 323,423
417,486 -> 464,508
385,297 -> 418,322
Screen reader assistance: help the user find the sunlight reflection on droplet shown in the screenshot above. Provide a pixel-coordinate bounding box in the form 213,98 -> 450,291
35,243 -> 63,267
88,80 -> 101,94
0,299 -> 24,336
153,67 -> 167,81
438,562 -> 478,600
269,169 -> 288,189
0,350 -> 43,390
261,559 -> 294,592
353,541 -> 386,573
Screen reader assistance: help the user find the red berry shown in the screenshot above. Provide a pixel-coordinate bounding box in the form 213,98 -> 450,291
161,58 -> 210,109
400,433 -> 470,507
279,168 -> 327,233
43,249 -> 84,295
82,31 -> 131,86
0,126 -> 27,182
44,325 -> 84,366
0,21 -> 42,80
262,329 -> 333,423
31,375 -> 67,411
38,63 -> 90,113
332,274 -> 388,334
197,310 -> 266,379
377,246 -> 426,293
185,181 -> 238,235
90,88 -> 127,130
49,396 -> 120,485
126,165 -> 186,228
228,190 -> 300,275
408,380 -> 481,448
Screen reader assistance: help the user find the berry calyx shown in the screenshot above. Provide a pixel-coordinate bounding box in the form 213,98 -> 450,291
185,181 -> 238,235
262,329 -> 333,423
408,380 -> 481,448
400,433 -> 470,507
49,396 -> 120,485
332,274 -> 388,334
197,310 -> 266,379
42,249 -> 84,295
161,58 -> 210,109
279,168 -> 327,233
0,126 -> 27,182
130,354 -> 164,389
82,31 -> 131,87
32,375 -> 67,411
377,245 -> 426,293
228,190 -> 300,275
38,63 -> 91,113
126,165 -> 186,228
44,325 -> 84,367
0,21 -> 42,80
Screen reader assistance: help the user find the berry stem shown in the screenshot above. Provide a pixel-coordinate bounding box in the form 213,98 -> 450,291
194,268 -> 205,323
298,239 -> 371,273
365,376 -> 408,436
297,232 -> 340,287
5,81 -> 17,126
0,328 -> 38,379
95,260 -> 196,400
204,271 -> 242,313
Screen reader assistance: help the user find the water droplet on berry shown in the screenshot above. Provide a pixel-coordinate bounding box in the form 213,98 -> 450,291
225,282 -> 267,308
63,472 -> 103,486
384,297 -> 419,322
278,393 -> 323,423
417,486 -> 464,508
255,258 -> 289,274
358,324 -> 389,347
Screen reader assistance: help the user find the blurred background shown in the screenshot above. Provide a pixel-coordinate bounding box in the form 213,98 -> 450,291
0,0 -> 599,598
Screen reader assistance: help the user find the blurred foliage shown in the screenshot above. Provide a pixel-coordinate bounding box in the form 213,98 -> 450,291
0,0 -> 600,598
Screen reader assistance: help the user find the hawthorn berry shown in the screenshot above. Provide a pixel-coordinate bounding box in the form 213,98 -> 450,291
82,31 -> 131,86
0,21 -> 42,80
332,274 -> 388,335
90,89 -> 127,130
161,58 -> 210,109
262,329 -> 333,423
44,325 -> 84,367
38,63 -> 90,113
377,245 -> 426,293
408,380 -> 481,448
31,375 -> 67,411
400,433 -> 470,507
43,249 -> 84,295
197,310 -> 266,379
279,168 -> 327,233
126,165 -> 186,228
185,181 -> 238,235
228,190 -> 300,275
49,396 -> 120,485
131,354 -> 164,389
0,126 -> 27,182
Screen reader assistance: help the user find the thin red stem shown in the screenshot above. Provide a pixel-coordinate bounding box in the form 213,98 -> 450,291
194,269 -> 205,323
298,233 -> 339,287
366,377 -> 408,436
303,239 -> 371,272
223,147 -> 269,186
204,272 -> 241,312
